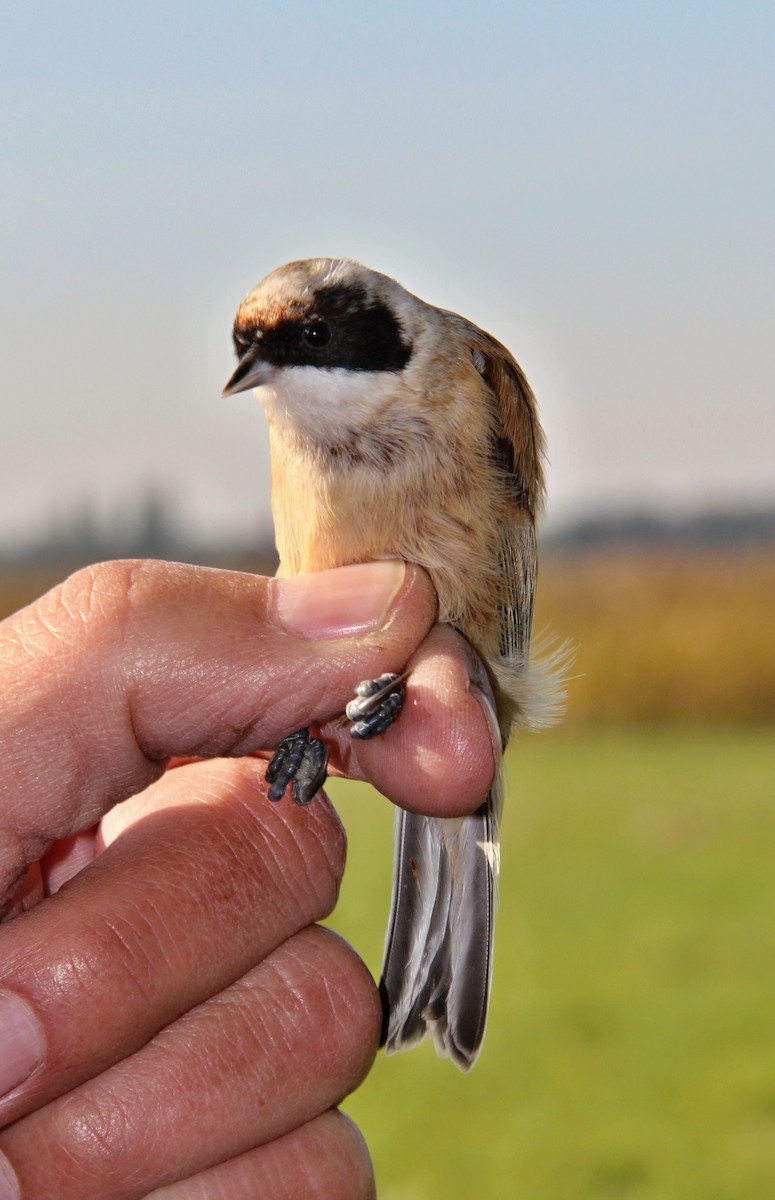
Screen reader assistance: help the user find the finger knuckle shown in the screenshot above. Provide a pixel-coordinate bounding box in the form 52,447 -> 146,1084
315,1111 -> 376,1200
273,928 -> 381,1085
56,1086 -> 135,1177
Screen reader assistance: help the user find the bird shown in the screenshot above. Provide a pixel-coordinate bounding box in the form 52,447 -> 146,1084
223,257 -> 556,1070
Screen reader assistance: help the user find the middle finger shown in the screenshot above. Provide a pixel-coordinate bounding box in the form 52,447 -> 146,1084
0,757 -> 346,1129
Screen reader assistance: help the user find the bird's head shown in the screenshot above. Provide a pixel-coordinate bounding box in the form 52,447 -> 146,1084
222,258 -> 444,445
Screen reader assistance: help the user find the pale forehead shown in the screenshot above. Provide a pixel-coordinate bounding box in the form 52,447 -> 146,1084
244,259 -> 365,310
236,258 -> 416,324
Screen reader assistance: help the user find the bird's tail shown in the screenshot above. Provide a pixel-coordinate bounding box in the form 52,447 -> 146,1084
379,779 -> 501,1071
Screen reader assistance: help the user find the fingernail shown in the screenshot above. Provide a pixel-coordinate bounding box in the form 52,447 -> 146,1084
272,562 -> 407,638
0,990 -> 45,1098
0,1152 -> 19,1199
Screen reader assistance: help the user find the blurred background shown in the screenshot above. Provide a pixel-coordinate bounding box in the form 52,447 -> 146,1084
1,3 -> 773,1197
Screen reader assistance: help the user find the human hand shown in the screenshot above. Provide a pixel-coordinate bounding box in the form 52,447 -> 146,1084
0,559 -> 496,1198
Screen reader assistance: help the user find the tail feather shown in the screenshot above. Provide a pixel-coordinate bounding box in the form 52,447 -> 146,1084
380,780 -> 501,1071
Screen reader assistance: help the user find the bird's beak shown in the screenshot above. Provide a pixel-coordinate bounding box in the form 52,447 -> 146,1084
222,346 -> 276,397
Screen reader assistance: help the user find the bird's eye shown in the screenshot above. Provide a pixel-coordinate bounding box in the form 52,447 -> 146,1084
301,320 -> 332,348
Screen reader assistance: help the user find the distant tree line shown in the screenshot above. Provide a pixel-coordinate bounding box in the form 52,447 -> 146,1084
0,491 -> 277,572
541,507 -> 775,553
1,493 -> 774,572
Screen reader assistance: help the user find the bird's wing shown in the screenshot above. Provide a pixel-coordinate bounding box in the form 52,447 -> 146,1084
468,329 -> 544,661
380,324 -> 557,1069
469,329 -> 546,522
466,326 -> 568,731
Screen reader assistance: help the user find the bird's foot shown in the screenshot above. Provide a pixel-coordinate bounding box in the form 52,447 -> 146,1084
265,729 -> 329,805
265,673 -> 404,802
346,672 -> 406,739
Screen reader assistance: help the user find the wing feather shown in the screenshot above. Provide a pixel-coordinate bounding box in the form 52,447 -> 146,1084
467,330 -> 546,723
469,329 -> 546,521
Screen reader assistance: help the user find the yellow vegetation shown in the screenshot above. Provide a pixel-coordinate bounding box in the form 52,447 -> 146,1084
535,549 -> 775,725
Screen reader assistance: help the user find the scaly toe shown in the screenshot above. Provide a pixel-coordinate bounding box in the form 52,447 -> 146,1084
266,729 -> 328,804
346,672 -> 406,741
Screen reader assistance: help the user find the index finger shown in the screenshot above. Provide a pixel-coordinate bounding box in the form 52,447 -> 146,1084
0,559 -> 436,903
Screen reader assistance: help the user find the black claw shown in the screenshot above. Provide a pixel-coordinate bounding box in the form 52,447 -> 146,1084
290,736 -> 328,805
266,729 -> 328,805
346,672 -> 406,741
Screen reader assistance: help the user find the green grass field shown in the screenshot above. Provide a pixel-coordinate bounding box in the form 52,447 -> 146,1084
326,728 -> 775,1199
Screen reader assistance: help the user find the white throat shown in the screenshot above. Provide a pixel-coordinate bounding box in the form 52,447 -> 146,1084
257,365 -> 402,446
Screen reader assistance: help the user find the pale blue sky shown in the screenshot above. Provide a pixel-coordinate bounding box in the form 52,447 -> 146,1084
2,2 -> 773,546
